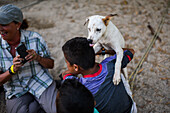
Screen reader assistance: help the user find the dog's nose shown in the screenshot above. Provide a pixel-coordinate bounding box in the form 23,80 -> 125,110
87,39 -> 93,44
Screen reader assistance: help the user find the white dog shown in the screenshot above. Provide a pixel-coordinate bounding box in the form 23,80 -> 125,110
84,14 -> 127,85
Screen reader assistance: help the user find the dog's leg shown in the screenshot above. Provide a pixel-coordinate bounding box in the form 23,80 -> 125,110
104,54 -> 109,59
94,43 -> 103,62
113,46 -> 123,85
93,42 -> 102,53
123,67 -> 128,79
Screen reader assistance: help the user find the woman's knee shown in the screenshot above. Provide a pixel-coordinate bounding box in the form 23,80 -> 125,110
6,93 -> 43,113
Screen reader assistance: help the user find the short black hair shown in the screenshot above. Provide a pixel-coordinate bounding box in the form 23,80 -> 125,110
56,79 -> 94,113
62,37 -> 95,70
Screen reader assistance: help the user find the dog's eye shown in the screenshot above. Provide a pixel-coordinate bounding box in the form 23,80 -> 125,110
96,28 -> 101,32
88,28 -> 91,32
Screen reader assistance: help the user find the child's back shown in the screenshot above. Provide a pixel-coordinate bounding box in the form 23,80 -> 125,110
93,56 -> 132,113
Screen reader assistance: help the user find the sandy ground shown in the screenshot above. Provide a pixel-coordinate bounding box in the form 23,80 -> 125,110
0,0 -> 169,113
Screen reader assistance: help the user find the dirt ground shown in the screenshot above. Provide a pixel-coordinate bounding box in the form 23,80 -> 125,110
0,0 -> 169,113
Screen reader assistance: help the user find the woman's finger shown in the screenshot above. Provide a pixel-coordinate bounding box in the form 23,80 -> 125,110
25,50 -> 37,61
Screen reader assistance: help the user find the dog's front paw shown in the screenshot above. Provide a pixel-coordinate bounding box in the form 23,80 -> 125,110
113,73 -> 121,85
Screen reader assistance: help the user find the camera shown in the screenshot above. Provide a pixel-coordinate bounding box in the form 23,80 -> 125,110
16,44 -> 28,64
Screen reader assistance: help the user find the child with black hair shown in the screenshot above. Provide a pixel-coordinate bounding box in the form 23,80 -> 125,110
62,37 -> 137,113
56,78 -> 99,113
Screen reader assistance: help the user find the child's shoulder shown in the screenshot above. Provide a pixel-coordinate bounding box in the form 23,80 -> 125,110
101,50 -> 133,64
101,56 -> 116,64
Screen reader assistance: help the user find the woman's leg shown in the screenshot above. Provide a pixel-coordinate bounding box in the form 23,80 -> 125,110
6,93 -> 45,113
36,81 -> 58,113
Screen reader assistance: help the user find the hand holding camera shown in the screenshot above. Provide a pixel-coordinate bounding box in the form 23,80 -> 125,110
16,44 -> 38,64
25,49 -> 39,62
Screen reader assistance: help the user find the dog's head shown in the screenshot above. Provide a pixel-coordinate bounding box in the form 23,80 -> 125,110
84,14 -> 118,44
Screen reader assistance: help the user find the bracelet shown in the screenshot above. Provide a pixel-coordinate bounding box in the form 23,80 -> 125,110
8,65 -> 16,75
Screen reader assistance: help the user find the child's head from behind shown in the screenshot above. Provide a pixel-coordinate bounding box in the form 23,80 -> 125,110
56,79 -> 94,113
62,37 -> 95,70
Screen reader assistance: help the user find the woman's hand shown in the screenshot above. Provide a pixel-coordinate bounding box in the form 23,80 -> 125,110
25,49 -> 54,69
13,55 -> 24,72
0,55 -> 23,85
25,49 -> 39,62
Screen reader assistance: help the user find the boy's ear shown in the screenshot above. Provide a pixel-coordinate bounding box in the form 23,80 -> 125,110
73,64 -> 79,71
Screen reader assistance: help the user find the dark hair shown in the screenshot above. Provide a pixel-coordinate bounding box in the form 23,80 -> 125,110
62,37 -> 95,70
56,79 -> 94,113
14,19 -> 29,30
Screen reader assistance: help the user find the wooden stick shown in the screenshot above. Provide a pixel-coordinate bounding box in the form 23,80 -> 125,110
21,0 -> 44,10
147,23 -> 162,42
129,16 -> 165,90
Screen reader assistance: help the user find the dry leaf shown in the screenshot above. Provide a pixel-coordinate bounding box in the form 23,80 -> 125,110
160,77 -> 170,80
138,68 -> 144,73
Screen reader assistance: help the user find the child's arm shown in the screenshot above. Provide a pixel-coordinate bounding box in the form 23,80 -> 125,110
99,48 -> 135,68
95,48 -> 135,55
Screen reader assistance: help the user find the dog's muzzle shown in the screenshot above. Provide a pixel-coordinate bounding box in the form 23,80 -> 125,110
87,39 -> 93,44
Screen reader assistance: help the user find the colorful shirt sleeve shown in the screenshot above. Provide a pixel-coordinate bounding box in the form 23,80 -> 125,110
101,50 -> 133,68
121,50 -> 133,68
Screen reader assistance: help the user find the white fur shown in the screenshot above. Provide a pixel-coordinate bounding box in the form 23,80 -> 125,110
86,15 -> 128,85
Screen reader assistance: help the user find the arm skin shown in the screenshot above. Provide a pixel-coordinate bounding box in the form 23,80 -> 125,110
36,56 -> 54,69
0,71 -> 13,86
95,48 -> 135,55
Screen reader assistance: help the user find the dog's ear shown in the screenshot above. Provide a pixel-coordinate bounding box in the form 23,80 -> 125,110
84,18 -> 89,26
102,14 -> 118,26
